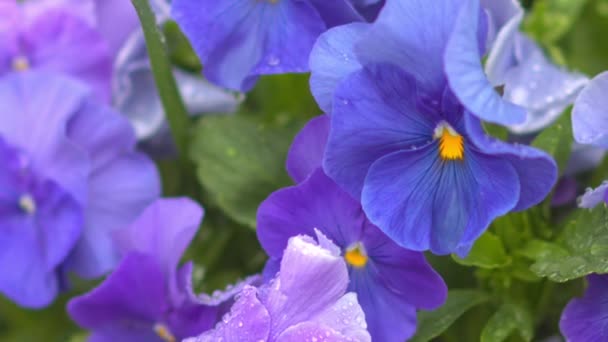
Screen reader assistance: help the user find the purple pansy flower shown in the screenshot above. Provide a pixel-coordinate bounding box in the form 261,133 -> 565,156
186,233 -> 371,342
0,72 -> 159,307
68,198 -> 258,342
257,115 -> 447,341
0,0 -> 112,101
309,0 -> 557,255
572,72 -> 608,208
171,0 -> 383,92
560,274 -> 608,341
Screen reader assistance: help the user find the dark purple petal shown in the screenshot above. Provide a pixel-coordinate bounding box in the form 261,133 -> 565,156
286,115 -> 330,183
307,0 -> 363,27
573,71 -> 608,148
551,177 -> 578,207
68,253 -> 169,334
324,64 -> 436,200
362,143 -> 520,256
257,168 -> 365,258
309,23 -> 367,113
445,0 -> 526,126
560,274 -> 608,341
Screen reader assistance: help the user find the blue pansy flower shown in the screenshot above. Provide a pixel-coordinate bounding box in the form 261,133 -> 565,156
257,115 -> 447,341
560,274 -> 608,341
171,0 -> 383,92
0,72 -> 159,307
309,0 -> 557,255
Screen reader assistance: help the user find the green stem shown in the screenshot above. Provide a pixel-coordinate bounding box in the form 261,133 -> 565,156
131,0 -> 191,158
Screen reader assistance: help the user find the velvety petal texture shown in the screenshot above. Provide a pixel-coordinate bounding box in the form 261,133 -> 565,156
323,62 -> 556,255
286,115 -> 330,183
189,235 -> 371,341
560,274 -> 608,341
172,0 -> 326,91
578,182 -> 608,209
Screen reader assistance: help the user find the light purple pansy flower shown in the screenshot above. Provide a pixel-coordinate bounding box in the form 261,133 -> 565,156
257,115 -> 447,341
483,0 -> 588,134
69,198 -> 257,342
171,0 -> 384,92
0,72 -> 159,307
309,0 -> 557,255
112,4 -> 242,157
0,0 -> 112,101
571,72 -> 608,208
560,274 -> 608,341
186,233 -> 371,342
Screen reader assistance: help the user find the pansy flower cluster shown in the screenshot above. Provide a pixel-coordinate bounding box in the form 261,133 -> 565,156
2,0 -> 608,341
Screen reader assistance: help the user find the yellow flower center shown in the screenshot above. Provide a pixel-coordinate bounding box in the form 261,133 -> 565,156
19,194 -> 36,215
434,122 -> 464,161
12,56 -> 30,72
344,243 -> 368,268
154,323 -> 176,342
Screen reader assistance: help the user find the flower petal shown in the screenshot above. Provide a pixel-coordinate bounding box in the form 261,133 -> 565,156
355,0 -> 465,97
573,71 -> 608,148
445,0 -> 526,125
362,143 -> 519,256
286,115 -> 330,183
114,198 -> 203,278
464,115 -> 557,211
309,23 -> 367,113
262,235 -> 349,336
324,64 -> 436,200
68,252 -> 168,335
560,274 -> 608,341
185,286 -> 271,342
578,181 -> 608,209
277,293 -> 370,342
257,168 -> 365,258
0,73 -> 90,206
172,0 -> 325,91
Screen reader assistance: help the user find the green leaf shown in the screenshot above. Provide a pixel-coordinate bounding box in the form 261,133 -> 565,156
480,303 -> 533,342
524,0 -> 590,46
532,109 -> 573,176
531,205 -> 608,282
190,115 -> 298,228
453,232 -> 511,269
410,290 -> 490,342
515,239 -> 570,261
131,0 -> 191,157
